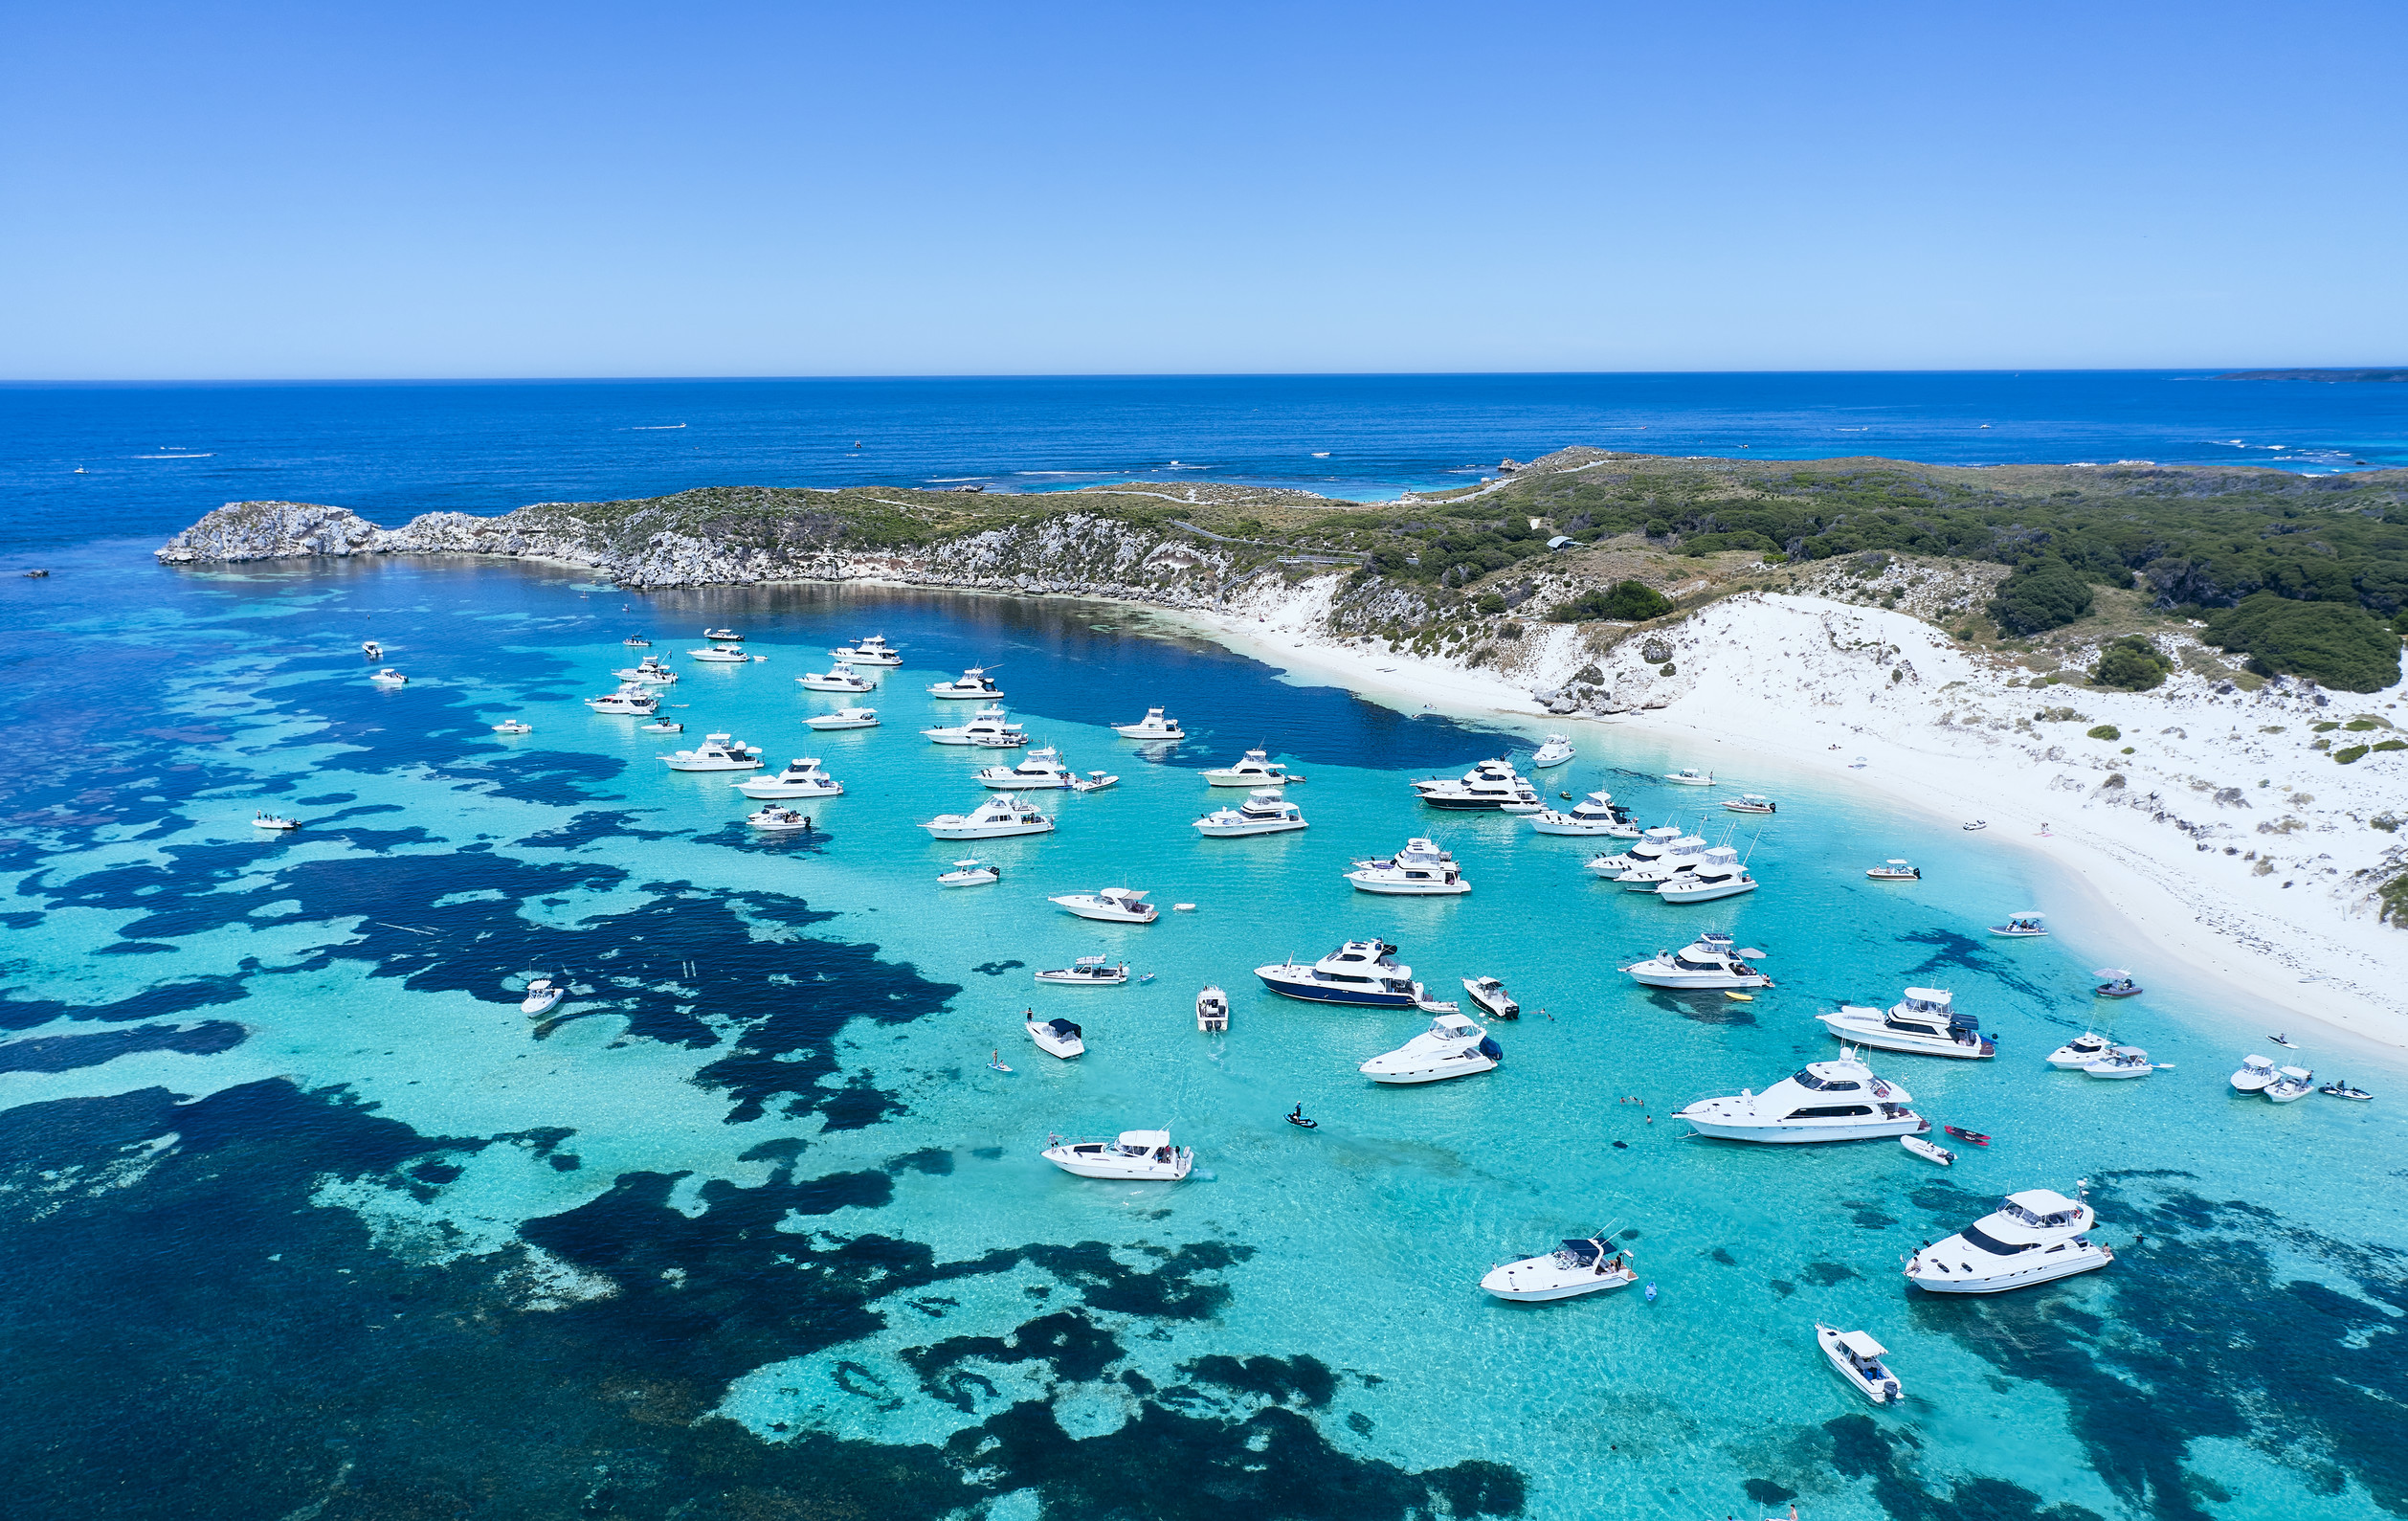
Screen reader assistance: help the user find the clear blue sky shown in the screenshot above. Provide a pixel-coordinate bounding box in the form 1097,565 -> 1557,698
5,0 -> 2403,378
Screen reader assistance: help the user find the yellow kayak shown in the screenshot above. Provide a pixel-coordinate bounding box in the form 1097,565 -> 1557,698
1724,991 -> 1754,1002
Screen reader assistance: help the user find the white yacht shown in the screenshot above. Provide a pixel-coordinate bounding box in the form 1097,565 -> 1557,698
1584,823 -> 1686,873
2229,1054 -> 2279,1092
1359,1013 -> 1501,1084
973,745 -> 1076,789
1663,767 -> 1714,786
2083,1045 -> 2156,1080
614,655 -> 679,685
361,640 -> 382,659
1866,859 -> 1923,881
923,704 -> 1025,747
1906,1190 -> 2114,1294
1035,956 -> 1128,986
1818,989 -> 1994,1060
1530,734 -> 1576,769
620,636 -> 649,647
1612,831 -> 1712,889
1411,757 -> 1539,811
1193,789 -> 1308,837
689,645 -> 756,663
1027,1014 -> 1085,1059
1676,1049 -> 1926,1142
2265,1065 -> 2316,1103
1528,790 -> 1635,837
937,858 -> 1000,887
1990,910 -> 2049,938
738,757 -> 843,799
829,634 -> 903,665
747,805 -> 814,832
1460,975 -> 1520,1020
1480,1237 -> 1637,1302
491,719 -> 533,735
1816,1326 -> 1901,1404
928,664 -> 1005,699
702,627 -> 741,642
519,977 -> 564,1016
370,667 -> 408,685
796,661 -> 877,692
807,706 -> 881,730
1114,706 -> 1186,740
660,733 -> 764,772
2045,1032 -> 2115,1069
1723,794 -> 1776,815
1654,848 -> 1758,903
1041,1129 -> 1191,1181
252,811 -> 300,831
586,682 -> 660,716
1347,837 -> 1471,895
1195,985 -> 1229,1032
1257,939 -> 1439,1008
1201,748 -> 1305,786
638,720 -> 681,734
922,794 -> 1054,839
1621,932 -> 1773,990
1049,886 -> 1158,924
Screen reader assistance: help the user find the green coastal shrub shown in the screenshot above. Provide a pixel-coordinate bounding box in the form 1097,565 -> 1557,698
1549,580 -> 1674,623
1989,562 -> 2096,636
2335,745 -> 2371,765
2090,635 -> 2175,691
2205,593 -> 2404,693
2086,724 -> 2122,741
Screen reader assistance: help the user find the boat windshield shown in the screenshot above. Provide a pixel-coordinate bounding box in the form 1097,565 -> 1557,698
1792,1070 -> 1862,1091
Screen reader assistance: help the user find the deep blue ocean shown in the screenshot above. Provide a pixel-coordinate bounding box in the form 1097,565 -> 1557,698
3,376 -> 2406,1519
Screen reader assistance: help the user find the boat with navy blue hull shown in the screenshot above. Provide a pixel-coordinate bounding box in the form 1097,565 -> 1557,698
1257,939 -> 1449,1009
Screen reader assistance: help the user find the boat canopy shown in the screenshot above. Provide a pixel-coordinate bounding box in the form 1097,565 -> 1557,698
1045,1018 -> 1082,1039
1835,1331 -> 1887,1358
1074,955 -> 1108,967
2110,1045 -> 2147,1058
1118,1130 -> 1171,1150
2001,1189 -> 2084,1224
1902,987 -> 1952,1011
1558,1239 -> 1605,1264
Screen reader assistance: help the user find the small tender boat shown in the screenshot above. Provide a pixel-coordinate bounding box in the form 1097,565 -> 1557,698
1663,767 -> 1714,786
370,667 -> 408,685
2268,1034 -> 2300,1049
1480,1237 -> 1637,1302
1722,793 -> 1776,814
2092,969 -> 2144,998
361,640 -> 383,659
1901,1134 -> 1955,1166
252,811 -> 300,831
1865,859 -> 1922,881
1359,1013 -> 1502,1085
807,706 -> 881,731
2082,1044 -> 2156,1080
928,664 -> 1006,699
1027,1014 -> 1085,1059
1529,733 -> 1576,769
2044,1032 -> 2114,1070
491,719 -> 533,735
1963,819 -> 1988,831
2229,1054 -> 2278,1092
519,977 -> 564,1016
638,720 -> 683,733
1195,985 -> 1229,1031
1041,1129 -> 1191,1181
1461,975 -> 1520,1020
796,660 -> 877,692
2265,1065 -> 2315,1103
1201,748 -> 1305,787
1035,956 -> 1128,986
937,858 -> 1000,887
1049,887 -> 1157,924
1988,911 -> 2048,937
746,806 -> 814,833
1816,1325 -> 1902,1404
2319,1080 -> 2373,1101
1114,706 -> 1186,740
1942,1125 -> 1991,1146
1069,771 -> 1119,793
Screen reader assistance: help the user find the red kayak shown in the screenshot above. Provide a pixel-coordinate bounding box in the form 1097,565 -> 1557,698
1943,1126 -> 1992,1146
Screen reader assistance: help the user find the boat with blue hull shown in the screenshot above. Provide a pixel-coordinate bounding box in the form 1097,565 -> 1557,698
1256,938 -> 1450,1009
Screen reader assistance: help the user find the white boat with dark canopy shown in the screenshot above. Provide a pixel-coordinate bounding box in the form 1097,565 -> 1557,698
1411,757 -> 1539,811
1026,1014 -> 1085,1059
973,745 -> 1076,790
1480,1237 -> 1637,1302
1528,789 -> 1635,837
661,733 -> 764,772
807,706 -> 881,730
1675,1049 -> 1927,1143
1201,748 -> 1305,787
923,704 -> 1025,747
829,634 -> 903,666
1818,988 -> 1994,1060
796,660 -> 877,693
1347,837 -> 1471,895
1257,939 -> 1441,1009
1906,1189 -> 2114,1294
1114,706 -> 1186,740
1193,789 -> 1308,837
928,665 -> 1006,699
1817,1325 -> 1902,1404
1049,886 -> 1157,924
921,794 -> 1054,839
1359,1013 -> 1501,1084
1620,932 -> 1773,990
1041,1129 -> 1191,1181
738,757 -> 843,799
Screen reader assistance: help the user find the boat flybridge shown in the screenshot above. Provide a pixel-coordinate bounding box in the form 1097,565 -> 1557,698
1620,932 -> 1773,990
797,661 -> 877,692
1816,1326 -> 1902,1404
1201,748 -> 1305,787
1906,1189 -> 2113,1294
1818,988 -> 1995,1060
1258,939 -> 1451,1009
1411,757 -> 1540,811
1654,846 -> 1757,903
660,733 -> 764,772
922,794 -> 1055,839
1347,837 -> 1471,895
1114,706 -> 1186,740
2045,1032 -> 2115,1069
1530,733 -> 1576,769
1584,823 -> 1686,874
1041,1129 -> 1192,1181
923,704 -> 1026,747
614,655 -> 678,685
807,706 -> 880,730
1480,1236 -> 1637,1302
1026,1014 -> 1085,1059
1193,789 -> 1308,837
1527,789 -> 1636,837
1612,831 -> 1712,889
738,757 -> 843,799
928,664 -> 1005,699
1675,1048 -> 1927,1143
829,634 -> 903,666
2229,1054 -> 2279,1092
973,745 -> 1076,789
1049,886 -> 1157,924
1359,1013 -> 1501,1084
587,682 -> 660,715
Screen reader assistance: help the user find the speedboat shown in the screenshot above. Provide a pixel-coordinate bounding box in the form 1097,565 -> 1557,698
2083,1045 -> 2156,1080
620,636 -> 650,647
1620,932 -> 1773,990
747,806 -> 814,833
1069,771 -> 1119,793
252,811 -> 300,831
702,627 -> 742,642
1027,1014 -> 1085,1059
1866,859 -> 1922,881
370,667 -> 408,685
660,733 -> 764,772
1036,956 -> 1128,986
614,656 -> 679,685
1359,1013 -> 1501,1084
1530,733 -> 1576,769
928,664 -> 1005,699
1202,748 -> 1305,786
1663,767 -> 1713,786
1723,793 -> 1776,815
2229,1054 -> 2278,1091
519,977 -> 564,1016
922,794 -> 1054,839
1817,988 -> 1995,1060
923,704 -> 1025,747
1584,823 -> 1686,873
973,745 -> 1076,790
638,720 -> 682,733
738,757 -> 843,799
1347,837 -> 1471,895
1049,887 -> 1157,924
1989,911 -> 2048,937
1114,706 -> 1186,740
1906,1190 -> 2113,1294
361,640 -> 382,659
2093,970 -> 2144,998
2265,1065 -> 2315,1103
2045,1032 -> 2114,1069
2320,1080 -> 2374,1101
937,858 -> 1000,887
1411,757 -> 1538,811
1675,1048 -> 1926,1143
586,682 -> 659,715
1651,846 -> 1757,903
689,644 -> 756,663
1195,985 -> 1228,1031
807,706 -> 881,730
1257,939 -> 1442,1008
1041,1129 -> 1191,1180
1193,789 -> 1307,837
829,634 -> 903,666
1480,1237 -> 1636,1302
1461,975 -> 1520,1020
491,719 -> 533,735
1816,1326 -> 1902,1404
796,661 -> 877,692
1527,789 -> 1636,837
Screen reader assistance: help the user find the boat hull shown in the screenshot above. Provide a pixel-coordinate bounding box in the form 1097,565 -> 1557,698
1481,1268 -> 1635,1302
1657,880 -> 1757,904
1906,1249 -> 2112,1294
1528,817 -> 1624,835
1042,1149 -> 1188,1181
1363,1056 -> 1497,1084
1194,819 -> 1307,837
1256,969 -> 1419,1007
1114,725 -> 1184,740
1347,876 -> 1471,895
739,783 -> 842,799
1203,772 -> 1290,787
923,820 -> 1053,839
1817,1017 -> 1993,1059
807,717 -> 880,730
1052,902 -> 1156,924
1682,1115 -> 1925,1143
1416,794 -> 1530,811
1626,970 -> 1770,990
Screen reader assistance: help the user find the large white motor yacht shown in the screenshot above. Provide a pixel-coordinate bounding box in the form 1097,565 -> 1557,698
1041,1129 -> 1192,1181
1530,733 -> 1576,770
1818,988 -> 1995,1060
1257,939 -> 1439,1008
1528,790 -> 1634,837
614,655 -> 679,685
1049,886 -> 1157,924
1347,837 -> 1471,895
829,634 -> 903,666
1653,847 -> 1758,903
1676,1049 -> 1927,1142
689,644 -> 757,663
1620,932 -> 1773,990
1359,1013 -> 1501,1084
661,733 -> 764,772
796,661 -> 877,692
1479,1237 -> 1637,1302
923,704 -> 1026,747
2045,1032 -> 2115,1069
1906,1190 -> 2114,1294
922,794 -> 1055,839
1816,1326 -> 1902,1404
973,745 -> 1076,789
586,682 -> 660,715
1026,1014 -> 1085,1059
1201,748 -> 1305,786
807,706 -> 881,730
2229,1054 -> 2279,1091
1411,757 -> 1539,811
1584,823 -> 1686,874
1612,832 -> 1712,889
1114,706 -> 1186,740
738,757 -> 843,799
927,664 -> 1005,699
1194,789 -> 1308,837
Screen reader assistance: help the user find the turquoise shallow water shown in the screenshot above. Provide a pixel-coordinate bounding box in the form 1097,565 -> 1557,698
3,546 -> 2406,1519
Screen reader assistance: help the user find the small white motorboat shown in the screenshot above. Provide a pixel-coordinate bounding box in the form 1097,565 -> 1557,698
1990,911 -> 2048,937
1480,1237 -> 1636,1302
2265,1065 -> 2316,1103
1026,1014 -> 1085,1059
252,811 -> 300,831
1360,1013 -> 1501,1084
1049,887 -> 1158,924
928,664 -> 1006,699
638,720 -> 683,733
807,706 -> 881,730
519,977 -> 564,1016
738,757 -> 843,799
1865,859 -> 1922,881
1114,706 -> 1186,740
1041,1129 -> 1192,1181
1200,748 -> 1304,786
2045,1032 -> 2115,1070
1901,1134 -> 1955,1166
2082,1044 -> 2157,1080
2229,1054 -> 2279,1092
922,794 -> 1054,839
1195,985 -> 1229,1031
1069,771 -> 1120,793
1035,956 -> 1128,986
937,858 -> 1000,887
361,640 -> 383,659
1662,767 -> 1714,786
1460,975 -> 1520,1020
747,806 -> 814,833
1816,1324 -> 1902,1404
1963,819 -> 1988,831
370,667 -> 408,686
491,719 -> 533,735
1529,733 -> 1575,769
1722,793 -> 1776,815
796,661 -> 877,692
660,733 -> 764,772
